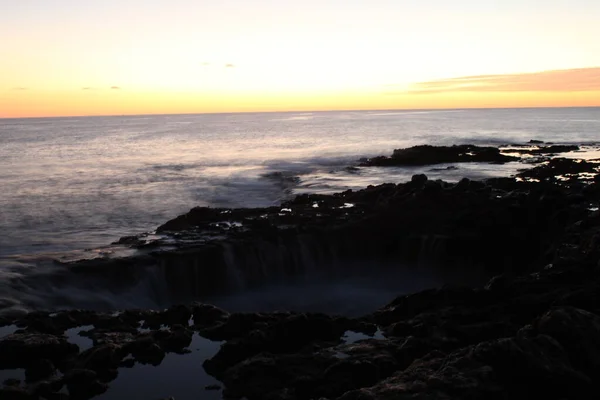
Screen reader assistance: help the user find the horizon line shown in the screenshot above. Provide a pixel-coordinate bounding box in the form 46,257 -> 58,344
2,105 -> 600,120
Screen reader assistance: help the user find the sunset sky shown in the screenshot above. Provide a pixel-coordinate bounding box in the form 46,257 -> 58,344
2,0 -> 600,118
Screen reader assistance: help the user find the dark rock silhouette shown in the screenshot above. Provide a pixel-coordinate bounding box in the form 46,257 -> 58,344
360,144 -> 519,166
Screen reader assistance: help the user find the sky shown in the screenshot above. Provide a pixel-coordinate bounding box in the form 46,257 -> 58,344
1,0 -> 600,117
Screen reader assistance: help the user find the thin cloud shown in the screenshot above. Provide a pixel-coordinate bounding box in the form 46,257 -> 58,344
391,67 -> 600,95
11,87 -> 28,91
201,62 -> 211,66
225,63 -> 235,68
110,86 -> 121,90
81,87 -> 94,90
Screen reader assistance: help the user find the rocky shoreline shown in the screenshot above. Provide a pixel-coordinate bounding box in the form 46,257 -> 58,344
1,143 -> 600,400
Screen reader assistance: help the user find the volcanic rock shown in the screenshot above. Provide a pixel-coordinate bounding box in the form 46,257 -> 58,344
360,144 -> 519,166
24,359 -> 55,382
0,333 -> 78,369
0,387 -> 32,400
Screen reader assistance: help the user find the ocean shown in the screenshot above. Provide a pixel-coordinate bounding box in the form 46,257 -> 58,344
1,107 -> 599,314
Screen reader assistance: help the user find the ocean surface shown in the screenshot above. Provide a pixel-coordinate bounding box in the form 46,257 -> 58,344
1,107 -> 599,314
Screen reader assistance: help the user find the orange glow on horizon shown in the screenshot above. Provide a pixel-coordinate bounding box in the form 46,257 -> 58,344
2,84 -> 600,119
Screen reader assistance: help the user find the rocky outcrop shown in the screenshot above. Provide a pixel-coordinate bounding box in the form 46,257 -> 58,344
0,333 -> 78,369
510,144 -> 580,155
124,159 -> 596,305
517,157 -> 599,182
360,144 -> 519,166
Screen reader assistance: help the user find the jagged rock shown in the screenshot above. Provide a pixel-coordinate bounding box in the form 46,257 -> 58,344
199,312 -> 271,341
553,285 -> 600,314
518,158 -> 598,181
422,179 -> 443,195
24,359 -> 55,382
63,369 -> 108,399
411,174 -> 428,186
510,144 -> 579,155
360,145 -> 519,166
0,387 -> 32,400
204,313 -> 350,377
0,333 -> 78,369
531,144 -> 579,154
533,307 -> 600,377
321,359 -> 387,396
154,326 -> 192,353
90,331 -> 136,347
22,317 -> 63,335
47,310 -> 96,330
91,315 -> 137,333
127,339 -> 165,366
220,352 -> 333,399
191,303 -> 229,328
484,177 -> 518,191
3,379 -> 20,387
76,343 -> 122,372
159,304 -> 192,326
112,235 -> 144,245
32,379 -> 66,399
373,287 -> 493,326
429,165 -> 459,171
474,334 -> 592,398
339,334 -> 592,400
156,206 -> 224,232
453,177 -> 472,191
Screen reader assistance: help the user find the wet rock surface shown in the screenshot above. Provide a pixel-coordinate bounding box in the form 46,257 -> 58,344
359,144 -> 520,166
516,144 -> 580,154
517,157 -> 599,182
1,143 -> 600,399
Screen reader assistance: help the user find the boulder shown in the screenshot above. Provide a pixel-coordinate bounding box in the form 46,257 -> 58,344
0,333 -> 78,368
154,326 -> 192,353
76,343 -> 123,372
533,307 -> 600,377
410,174 -> 428,186
24,359 -> 55,382
0,387 -> 32,400
127,340 -> 165,366
64,369 -> 108,399
191,303 -> 229,328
